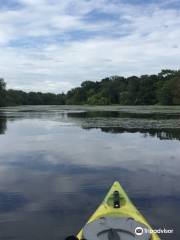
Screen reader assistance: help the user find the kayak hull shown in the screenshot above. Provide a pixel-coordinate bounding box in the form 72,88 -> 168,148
77,181 -> 160,240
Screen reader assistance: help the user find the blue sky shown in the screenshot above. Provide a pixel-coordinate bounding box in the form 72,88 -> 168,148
0,0 -> 180,92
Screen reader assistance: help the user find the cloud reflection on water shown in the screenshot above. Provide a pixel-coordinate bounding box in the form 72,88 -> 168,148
0,106 -> 179,239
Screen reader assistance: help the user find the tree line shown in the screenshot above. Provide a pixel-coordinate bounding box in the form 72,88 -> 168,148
0,69 -> 180,107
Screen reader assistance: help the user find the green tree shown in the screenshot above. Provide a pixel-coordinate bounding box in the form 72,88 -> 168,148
66,87 -> 87,104
1,69 -> 180,106
6,90 -> 28,105
126,76 -> 140,104
172,78 -> 180,104
158,80 -> 173,105
136,75 -> 158,105
119,91 -> 129,105
0,78 -> 6,107
87,93 -> 110,105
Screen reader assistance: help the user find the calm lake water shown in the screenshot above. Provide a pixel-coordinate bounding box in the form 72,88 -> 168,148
0,105 -> 180,240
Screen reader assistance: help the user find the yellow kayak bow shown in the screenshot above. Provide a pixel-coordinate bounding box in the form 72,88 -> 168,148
77,181 -> 160,240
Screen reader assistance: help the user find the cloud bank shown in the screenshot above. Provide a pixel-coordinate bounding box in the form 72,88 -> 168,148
0,0 -> 180,92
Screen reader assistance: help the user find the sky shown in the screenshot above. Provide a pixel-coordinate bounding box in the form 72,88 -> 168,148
0,0 -> 180,93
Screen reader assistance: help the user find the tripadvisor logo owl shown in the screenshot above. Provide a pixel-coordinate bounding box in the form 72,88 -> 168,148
135,227 -> 144,236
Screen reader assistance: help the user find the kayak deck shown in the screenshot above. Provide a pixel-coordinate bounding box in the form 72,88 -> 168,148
77,181 -> 160,240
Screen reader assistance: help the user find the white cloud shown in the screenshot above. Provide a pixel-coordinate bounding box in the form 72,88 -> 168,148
0,0 -> 180,92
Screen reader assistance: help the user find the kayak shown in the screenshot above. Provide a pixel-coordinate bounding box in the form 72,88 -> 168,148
77,181 -> 160,240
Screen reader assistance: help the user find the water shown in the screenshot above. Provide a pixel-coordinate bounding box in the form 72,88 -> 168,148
0,105 -> 180,240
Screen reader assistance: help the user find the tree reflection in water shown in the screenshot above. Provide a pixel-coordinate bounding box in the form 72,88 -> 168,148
0,112 -> 7,134
82,127 -> 180,141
